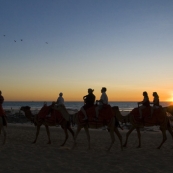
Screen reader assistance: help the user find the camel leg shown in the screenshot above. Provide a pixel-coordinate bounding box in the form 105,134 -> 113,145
114,127 -> 123,151
61,127 -> 68,146
84,125 -> 91,150
123,126 -> 135,147
45,125 -> 51,144
0,126 -> 6,145
72,126 -> 82,149
33,125 -> 40,143
107,127 -> 115,151
157,128 -> 167,149
67,126 -> 75,140
136,127 -> 141,148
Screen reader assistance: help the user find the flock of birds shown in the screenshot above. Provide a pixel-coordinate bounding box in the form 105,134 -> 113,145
2,34 -> 48,44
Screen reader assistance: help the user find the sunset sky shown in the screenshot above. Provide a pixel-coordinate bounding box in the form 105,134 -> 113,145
0,0 -> 173,102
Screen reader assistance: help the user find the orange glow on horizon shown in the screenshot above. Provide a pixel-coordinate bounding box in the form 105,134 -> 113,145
2,85 -> 173,102
3,92 -> 172,102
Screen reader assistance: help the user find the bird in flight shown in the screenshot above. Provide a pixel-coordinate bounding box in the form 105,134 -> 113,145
45,42 -> 48,44
14,40 -> 16,42
21,39 -> 23,41
3,35 -> 5,37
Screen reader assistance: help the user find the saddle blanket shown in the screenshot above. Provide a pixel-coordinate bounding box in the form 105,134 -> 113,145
37,105 -> 64,124
131,106 -> 166,126
78,104 -> 114,126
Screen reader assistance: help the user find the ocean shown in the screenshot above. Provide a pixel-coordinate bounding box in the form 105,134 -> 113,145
3,101 -> 173,112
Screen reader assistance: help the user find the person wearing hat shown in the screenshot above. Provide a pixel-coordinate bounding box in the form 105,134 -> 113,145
81,88 -> 95,120
95,87 -> 108,120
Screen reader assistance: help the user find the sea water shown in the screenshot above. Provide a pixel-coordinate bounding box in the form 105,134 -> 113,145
3,101 -> 173,111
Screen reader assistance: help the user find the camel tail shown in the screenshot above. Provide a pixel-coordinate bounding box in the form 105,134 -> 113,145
114,116 -> 123,130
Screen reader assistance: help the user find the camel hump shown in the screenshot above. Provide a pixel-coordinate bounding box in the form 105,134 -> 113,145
37,105 -> 51,119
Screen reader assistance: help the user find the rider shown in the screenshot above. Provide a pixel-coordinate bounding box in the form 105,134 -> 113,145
81,88 -> 95,120
95,87 -> 108,120
54,92 -> 69,121
138,91 -> 150,118
56,92 -> 65,107
150,92 -> 160,117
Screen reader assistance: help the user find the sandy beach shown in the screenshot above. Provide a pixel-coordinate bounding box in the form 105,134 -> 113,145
0,123 -> 173,173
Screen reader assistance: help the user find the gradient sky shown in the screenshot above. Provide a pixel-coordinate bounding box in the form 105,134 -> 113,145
0,0 -> 173,102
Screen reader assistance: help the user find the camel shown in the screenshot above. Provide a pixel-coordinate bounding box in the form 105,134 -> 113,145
20,105 -> 74,146
71,105 -> 123,151
115,106 -> 173,149
0,116 -> 7,145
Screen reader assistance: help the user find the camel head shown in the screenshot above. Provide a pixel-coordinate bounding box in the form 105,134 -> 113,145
20,106 -> 35,123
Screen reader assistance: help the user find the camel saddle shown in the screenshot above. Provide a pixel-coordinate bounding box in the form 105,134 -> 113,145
37,105 -> 64,125
130,106 -> 167,126
77,104 -> 114,126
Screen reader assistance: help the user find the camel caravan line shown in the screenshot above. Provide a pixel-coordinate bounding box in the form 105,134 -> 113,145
1,103 -> 173,150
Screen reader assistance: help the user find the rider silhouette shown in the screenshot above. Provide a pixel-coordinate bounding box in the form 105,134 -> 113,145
80,88 -> 95,120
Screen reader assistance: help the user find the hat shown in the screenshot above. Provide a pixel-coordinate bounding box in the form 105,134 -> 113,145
102,87 -> 107,92
88,88 -> 94,92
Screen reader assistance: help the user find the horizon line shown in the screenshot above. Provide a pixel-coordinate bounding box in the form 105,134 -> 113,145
4,100 -> 173,102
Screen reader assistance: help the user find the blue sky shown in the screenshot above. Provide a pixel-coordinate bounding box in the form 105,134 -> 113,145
0,0 -> 173,101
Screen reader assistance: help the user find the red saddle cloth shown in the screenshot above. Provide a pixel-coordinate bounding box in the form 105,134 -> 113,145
131,106 -> 166,126
37,105 -> 52,119
46,110 -> 64,124
37,105 -> 64,124
78,104 -> 114,126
